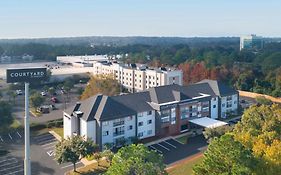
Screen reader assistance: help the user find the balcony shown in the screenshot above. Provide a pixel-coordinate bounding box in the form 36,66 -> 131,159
113,131 -> 125,137
113,120 -> 125,127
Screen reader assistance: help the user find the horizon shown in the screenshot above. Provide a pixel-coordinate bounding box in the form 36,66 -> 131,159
1,0 -> 281,39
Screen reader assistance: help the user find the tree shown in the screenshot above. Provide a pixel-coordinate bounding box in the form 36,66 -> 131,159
80,74 -> 121,100
233,104 -> 281,174
106,144 -> 166,175
101,149 -> 114,166
0,101 -> 13,132
193,134 -> 256,175
203,125 -> 233,143
55,135 -> 98,172
29,92 -> 45,109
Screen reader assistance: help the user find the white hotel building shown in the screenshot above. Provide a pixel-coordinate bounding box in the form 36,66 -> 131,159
92,61 -> 183,92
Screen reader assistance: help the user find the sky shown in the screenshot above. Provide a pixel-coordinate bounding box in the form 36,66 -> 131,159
0,0 -> 281,39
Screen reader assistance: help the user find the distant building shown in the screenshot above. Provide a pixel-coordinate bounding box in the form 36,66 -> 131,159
240,34 -> 264,51
92,61 -> 183,92
63,79 -> 238,149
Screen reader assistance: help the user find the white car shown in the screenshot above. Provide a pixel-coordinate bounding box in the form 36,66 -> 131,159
41,91 -> 47,96
16,90 -> 23,95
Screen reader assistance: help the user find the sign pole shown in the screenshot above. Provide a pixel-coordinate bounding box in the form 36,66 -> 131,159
24,82 -> 31,175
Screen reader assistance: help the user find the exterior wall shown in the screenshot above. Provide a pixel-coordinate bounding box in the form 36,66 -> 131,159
101,115 -> 136,146
91,62 -> 182,92
220,93 -> 238,118
80,119 -> 97,143
63,113 -> 73,138
137,111 -> 155,139
210,97 -> 219,119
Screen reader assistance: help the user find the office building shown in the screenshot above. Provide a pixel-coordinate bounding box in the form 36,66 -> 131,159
240,34 -> 264,51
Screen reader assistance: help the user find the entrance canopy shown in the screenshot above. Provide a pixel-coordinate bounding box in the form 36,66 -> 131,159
189,117 -> 228,128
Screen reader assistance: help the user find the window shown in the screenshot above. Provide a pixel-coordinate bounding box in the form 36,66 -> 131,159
138,132 -> 143,138
102,131 -> 109,136
102,121 -> 109,126
147,130 -> 152,135
147,120 -> 152,124
147,111 -> 152,115
138,121 -> 143,126
127,116 -> 133,121
234,101 -> 237,104
128,125 -> 133,130
213,97 -> 216,101
222,103 -> 225,107
213,105 -> 216,108
138,112 -> 143,117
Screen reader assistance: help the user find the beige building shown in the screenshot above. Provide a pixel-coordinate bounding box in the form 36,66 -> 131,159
92,62 -> 183,92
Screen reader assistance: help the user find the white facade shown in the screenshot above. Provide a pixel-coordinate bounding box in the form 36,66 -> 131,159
137,111 -> 156,139
210,97 -> 219,119
220,94 -> 238,118
101,115 -> 136,146
92,62 -> 183,92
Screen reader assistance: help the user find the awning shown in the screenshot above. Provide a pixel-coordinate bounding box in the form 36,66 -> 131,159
189,117 -> 228,128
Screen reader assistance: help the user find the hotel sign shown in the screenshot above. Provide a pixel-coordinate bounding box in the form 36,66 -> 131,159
6,68 -> 47,83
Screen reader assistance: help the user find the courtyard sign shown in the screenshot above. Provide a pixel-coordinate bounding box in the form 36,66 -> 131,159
6,68 -> 47,83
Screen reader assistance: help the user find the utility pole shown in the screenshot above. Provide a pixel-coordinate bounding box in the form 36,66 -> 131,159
24,82 -> 30,175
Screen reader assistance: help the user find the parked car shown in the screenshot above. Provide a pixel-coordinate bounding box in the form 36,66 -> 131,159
16,90 -> 23,95
41,91 -> 47,96
51,97 -> 59,103
37,106 -> 50,114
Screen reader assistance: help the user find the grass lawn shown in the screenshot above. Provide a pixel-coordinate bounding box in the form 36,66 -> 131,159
67,159 -> 109,175
175,135 -> 188,144
167,154 -> 203,175
52,127 -> 63,138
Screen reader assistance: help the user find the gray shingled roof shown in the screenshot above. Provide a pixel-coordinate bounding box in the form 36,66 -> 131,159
65,79 -> 237,122
197,79 -> 237,97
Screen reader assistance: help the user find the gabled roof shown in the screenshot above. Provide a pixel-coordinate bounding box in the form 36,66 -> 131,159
197,79 -> 237,97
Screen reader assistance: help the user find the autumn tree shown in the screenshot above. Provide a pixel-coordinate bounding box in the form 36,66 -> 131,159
106,144 -> 166,175
233,104 -> 281,174
55,135 -> 98,172
29,92 -> 45,109
193,134 -> 256,175
80,74 -> 121,100
203,125 -> 233,143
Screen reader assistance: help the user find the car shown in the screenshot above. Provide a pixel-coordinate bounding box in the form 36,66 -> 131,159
37,106 -> 50,114
60,89 -> 66,94
41,91 -> 47,96
16,90 -> 23,95
51,97 -> 59,103
50,104 -> 57,110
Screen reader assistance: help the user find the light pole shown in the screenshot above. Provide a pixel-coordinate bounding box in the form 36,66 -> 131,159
24,82 -> 30,175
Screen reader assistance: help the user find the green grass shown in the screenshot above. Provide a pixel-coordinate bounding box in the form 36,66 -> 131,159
67,159 -> 109,175
10,119 -> 22,129
52,127 -> 63,138
175,135 -> 188,144
167,155 -> 203,175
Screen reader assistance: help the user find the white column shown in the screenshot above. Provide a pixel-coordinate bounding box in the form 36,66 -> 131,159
24,82 -> 31,175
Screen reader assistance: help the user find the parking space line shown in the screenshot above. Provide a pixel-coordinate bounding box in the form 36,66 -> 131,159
0,159 -> 18,167
44,144 -> 56,150
8,133 -> 13,140
0,164 -> 23,172
41,140 -> 58,147
16,131 -> 22,138
36,136 -> 55,143
34,134 -> 53,141
172,138 -> 184,145
61,161 -> 82,169
157,143 -> 170,151
0,136 -> 3,142
0,157 -> 16,163
5,169 -> 24,175
164,140 -> 177,148
150,145 -> 162,153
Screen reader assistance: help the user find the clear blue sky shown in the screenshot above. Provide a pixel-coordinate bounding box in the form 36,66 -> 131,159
0,0 -> 280,39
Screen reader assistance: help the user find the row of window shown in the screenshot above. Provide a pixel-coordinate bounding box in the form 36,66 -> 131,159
138,119 -> 152,126
138,130 -> 153,138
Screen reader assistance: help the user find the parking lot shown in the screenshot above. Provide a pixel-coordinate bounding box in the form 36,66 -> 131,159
0,155 -> 24,175
0,130 -> 24,144
147,136 -> 207,165
33,133 -> 84,172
